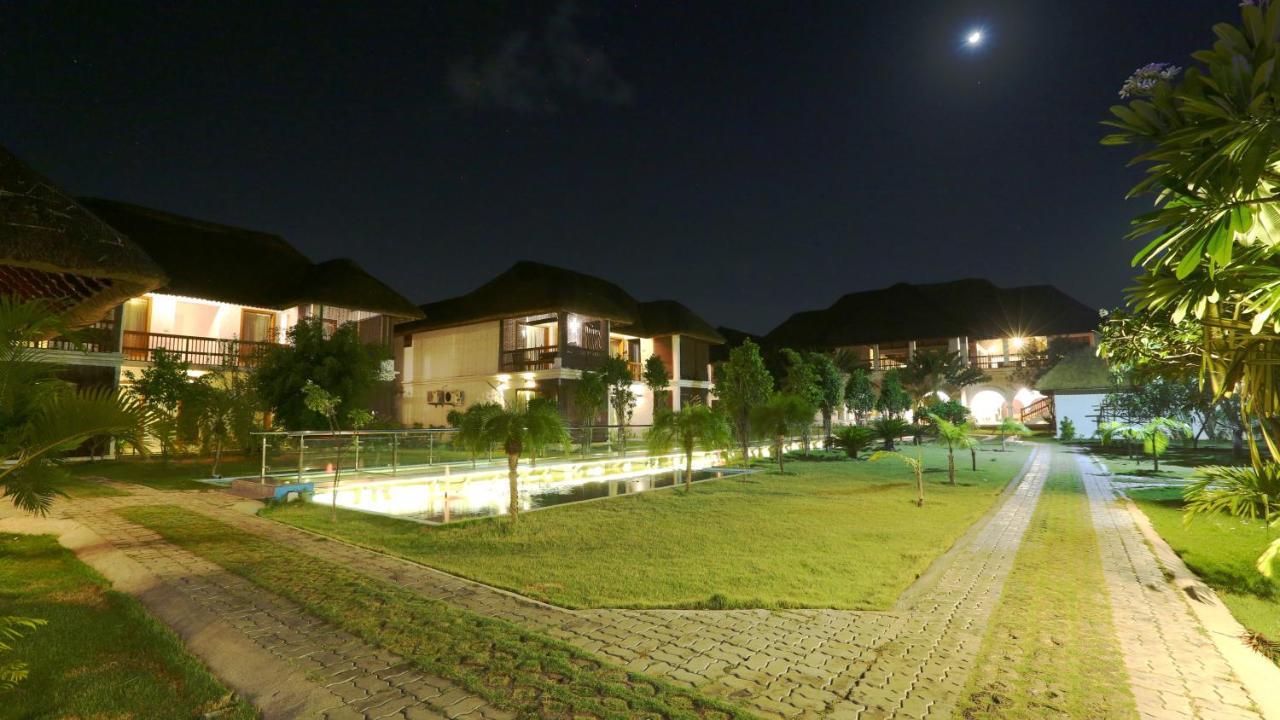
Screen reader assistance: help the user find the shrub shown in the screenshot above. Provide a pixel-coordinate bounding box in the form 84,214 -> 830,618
832,425 -> 876,459
1060,417 -> 1076,442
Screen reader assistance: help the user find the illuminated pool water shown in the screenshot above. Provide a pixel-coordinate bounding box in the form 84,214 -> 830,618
313,463 -> 747,523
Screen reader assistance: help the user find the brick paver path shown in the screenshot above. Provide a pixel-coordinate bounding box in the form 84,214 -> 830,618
36,496 -> 512,720
55,446 -> 1048,719
1077,451 -> 1263,720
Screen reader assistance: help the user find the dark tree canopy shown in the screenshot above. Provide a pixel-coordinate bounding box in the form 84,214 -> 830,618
255,318 -> 389,430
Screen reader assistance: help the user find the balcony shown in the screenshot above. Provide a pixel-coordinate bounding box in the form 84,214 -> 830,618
122,331 -> 278,367
499,344 -> 609,373
969,353 -> 1050,370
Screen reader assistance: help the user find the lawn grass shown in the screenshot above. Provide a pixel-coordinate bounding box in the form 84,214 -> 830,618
117,505 -> 756,720
66,455 -> 258,491
0,533 -> 255,719
1127,486 -> 1280,650
1080,441 -> 1240,481
960,449 -> 1137,719
263,443 -> 1032,609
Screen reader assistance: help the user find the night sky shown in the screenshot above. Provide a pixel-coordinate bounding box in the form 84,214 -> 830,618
1,2 -> 1237,334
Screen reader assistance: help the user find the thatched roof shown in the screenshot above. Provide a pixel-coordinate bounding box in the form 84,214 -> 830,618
623,301 -> 725,344
79,198 -> 420,318
765,279 -> 1100,349
398,261 -> 723,344
288,259 -> 423,319
0,147 -> 165,327
1035,348 -> 1112,393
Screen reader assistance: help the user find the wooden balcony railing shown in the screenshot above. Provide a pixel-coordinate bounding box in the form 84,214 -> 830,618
20,318 -> 119,354
969,353 -> 1050,370
122,331 -> 278,367
499,345 -> 609,373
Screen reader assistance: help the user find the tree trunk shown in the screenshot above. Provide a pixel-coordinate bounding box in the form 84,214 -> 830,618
970,447 -> 977,472
1153,448 -> 1159,473
885,436 -> 895,452
507,452 -> 520,523
915,468 -> 924,507
822,409 -> 832,450
776,436 -> 786,474
948,449 -> 955,485
685,449 -> 694,492
330,464 -> 340,522
212,436 -> 223,477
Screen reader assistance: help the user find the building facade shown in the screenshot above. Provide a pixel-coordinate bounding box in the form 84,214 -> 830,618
765,279 -> 1101,425
395,262 -> 723,427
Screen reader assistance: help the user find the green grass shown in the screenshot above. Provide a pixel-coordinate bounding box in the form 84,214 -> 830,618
961,449 -> 1137,719
66,456 -> 258,491
0,533 -> 255,719
263,444 -> 1032,609
118,505 -> 756,720
1081,441 -> 1241,481
1128,486 -> 1280,649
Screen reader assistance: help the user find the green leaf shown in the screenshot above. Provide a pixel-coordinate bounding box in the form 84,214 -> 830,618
1175,238 -> 1206,279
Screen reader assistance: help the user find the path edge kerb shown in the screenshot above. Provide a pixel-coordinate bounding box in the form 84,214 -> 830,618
0,512 -> 340,720
893,442 -> 1041,612
1117,489 -> 1280,720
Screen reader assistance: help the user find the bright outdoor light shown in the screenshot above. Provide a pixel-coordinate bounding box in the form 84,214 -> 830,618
1011,336 -> 1025,349
965,29 -> 984,46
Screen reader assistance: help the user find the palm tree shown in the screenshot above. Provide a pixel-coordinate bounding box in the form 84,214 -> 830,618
1137,417 -> 1191,472
961,420 -> 982,471
870,449 -> 926,507
750,393 -> 815,474
832,425 -> 876,459
484,398 -> 569,523
1183,463 -> 1280,525
871,416 -> 911,452
930,414 -> 975,485
995,417 -> 1032,451
453,402 -> 503,468
0,297 -> 151,515
647,405 -> 733,490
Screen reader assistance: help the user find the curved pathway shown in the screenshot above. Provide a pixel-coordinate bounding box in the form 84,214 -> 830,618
11,444 -> 1270,720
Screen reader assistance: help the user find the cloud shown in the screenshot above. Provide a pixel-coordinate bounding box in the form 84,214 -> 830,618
448,1 -> 633,113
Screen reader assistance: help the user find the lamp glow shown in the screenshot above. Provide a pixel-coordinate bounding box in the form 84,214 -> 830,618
965,29 -> 983,46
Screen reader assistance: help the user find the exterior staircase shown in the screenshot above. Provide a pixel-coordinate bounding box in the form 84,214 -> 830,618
1021,396 -> 1054,428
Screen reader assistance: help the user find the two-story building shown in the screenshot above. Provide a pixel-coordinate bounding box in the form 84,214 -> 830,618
395,261 -> 724,427
75,199 -> 423,414
765,279 -> 1100,425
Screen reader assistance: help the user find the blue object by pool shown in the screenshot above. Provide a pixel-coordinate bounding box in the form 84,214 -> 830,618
272,482 -> 313,500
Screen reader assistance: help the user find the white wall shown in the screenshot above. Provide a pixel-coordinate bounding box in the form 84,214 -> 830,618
1054,393 -> 1105,438
407,322 -> 500,380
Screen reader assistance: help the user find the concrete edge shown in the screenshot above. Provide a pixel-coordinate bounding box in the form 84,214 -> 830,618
1119,494 -> 1280,720
0,514 -> 340,720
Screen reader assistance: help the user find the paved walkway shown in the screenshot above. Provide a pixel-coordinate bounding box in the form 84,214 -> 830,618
40,447 -> 1048,719
2,497 -> 510,720
1077,451 -> 1264,720
17,445 -> 1273,720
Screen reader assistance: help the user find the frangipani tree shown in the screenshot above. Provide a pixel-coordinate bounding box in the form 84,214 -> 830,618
647,404 -> 733,490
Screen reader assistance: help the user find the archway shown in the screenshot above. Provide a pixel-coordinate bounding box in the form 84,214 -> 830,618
967,388 -> 1008,425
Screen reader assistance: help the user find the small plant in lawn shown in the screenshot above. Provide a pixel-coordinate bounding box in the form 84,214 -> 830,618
870,449 -> 926,507
832,425 -> 876,459
648,404 -> 733,490
996,417 -> 1031,451
750,393 -> 815,474
1138,417 -> 1191,472
0,616 -> 46,692
931,414 -> 976,485
872,416 -> 911,451
302,381 -> 370,522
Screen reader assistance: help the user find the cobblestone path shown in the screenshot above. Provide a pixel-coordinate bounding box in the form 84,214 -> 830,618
55,446 -> 1047,719
1078,451 -> 1263,720
14,497 -> 512,720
